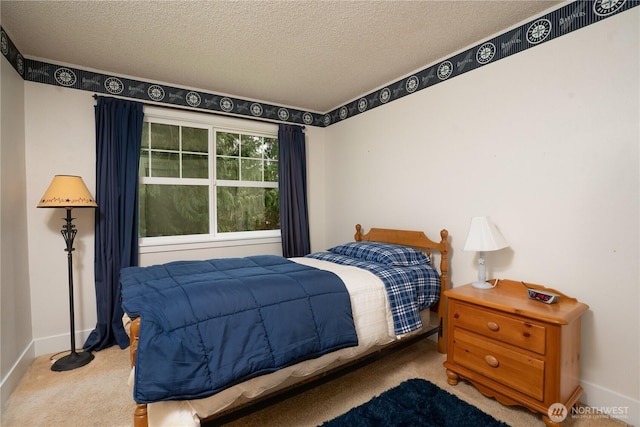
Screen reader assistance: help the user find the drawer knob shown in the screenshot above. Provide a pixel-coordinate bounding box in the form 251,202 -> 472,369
484,355 -> 499,368
487,321 -> 500,332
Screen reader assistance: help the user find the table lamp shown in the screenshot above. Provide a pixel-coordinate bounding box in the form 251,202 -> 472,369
463,216 -> 508,289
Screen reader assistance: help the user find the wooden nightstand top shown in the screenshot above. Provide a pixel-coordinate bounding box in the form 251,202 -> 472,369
445,279 -> 589,325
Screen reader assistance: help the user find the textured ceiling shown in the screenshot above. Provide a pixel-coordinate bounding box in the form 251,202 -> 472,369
1,1 -> 561,112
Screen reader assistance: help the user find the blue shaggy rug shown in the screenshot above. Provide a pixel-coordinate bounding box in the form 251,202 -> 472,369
320,379 -> 510,427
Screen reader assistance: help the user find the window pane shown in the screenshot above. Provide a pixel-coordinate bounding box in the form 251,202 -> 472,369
264,159 -> 278,182
217,187 -> 279,232
264,188 -> 279,229
241,159 -> 262,181
183,154 -> 208,178
141,122 -> 150,149
150,123 -> 179,150
183,127 -> 208,153
216,132 -> 239,156
264,137 -> 278,160
216,157 -> 239,180
241,134 -> 262,158
139,184 -> 209,237
151,152 -> 180,177
140,150 -> 150,177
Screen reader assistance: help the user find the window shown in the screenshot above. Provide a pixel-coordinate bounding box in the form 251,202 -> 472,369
138,107 -> 279,249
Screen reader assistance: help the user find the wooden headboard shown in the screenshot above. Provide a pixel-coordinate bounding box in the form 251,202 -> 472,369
354,224 -> 450,353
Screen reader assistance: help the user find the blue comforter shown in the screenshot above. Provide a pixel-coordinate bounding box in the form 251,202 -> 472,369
120,255 -> 358,403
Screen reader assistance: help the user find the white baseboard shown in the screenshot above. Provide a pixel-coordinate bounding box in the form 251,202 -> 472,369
580,379 -> 639,426
33,328 -> 95,358
0,341 -> 35,412
1,328 -> 95,412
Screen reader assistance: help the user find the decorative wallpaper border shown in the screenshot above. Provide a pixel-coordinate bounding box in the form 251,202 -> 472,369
1,0 -> 637,127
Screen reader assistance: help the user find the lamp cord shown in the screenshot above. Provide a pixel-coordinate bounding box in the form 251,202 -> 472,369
49,349 -> 84,363
520,281 -> 533,289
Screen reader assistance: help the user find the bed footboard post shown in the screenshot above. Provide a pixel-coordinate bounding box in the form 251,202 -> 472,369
134,403 -> 148,427
130,317 -> 149,427
437,229 -> 449,354
130,317 -> 140,368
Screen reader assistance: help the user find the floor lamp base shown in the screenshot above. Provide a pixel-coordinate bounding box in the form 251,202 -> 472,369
51,351 -> 94,372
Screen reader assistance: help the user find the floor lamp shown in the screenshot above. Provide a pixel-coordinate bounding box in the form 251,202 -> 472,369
38,175 -> 97,371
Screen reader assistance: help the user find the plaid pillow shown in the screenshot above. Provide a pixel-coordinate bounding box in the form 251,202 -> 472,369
328,241 -> 430,266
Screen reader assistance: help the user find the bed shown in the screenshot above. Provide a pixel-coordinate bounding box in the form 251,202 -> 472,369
124,224 -> 449,427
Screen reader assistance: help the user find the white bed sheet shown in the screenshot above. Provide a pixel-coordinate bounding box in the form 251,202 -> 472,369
138,258 -> 413,427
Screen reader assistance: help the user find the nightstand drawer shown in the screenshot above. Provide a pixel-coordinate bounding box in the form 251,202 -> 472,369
451,301 -> 546,355
452,328 -> 545,401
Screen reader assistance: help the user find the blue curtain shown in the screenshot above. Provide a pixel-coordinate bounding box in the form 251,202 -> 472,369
84,97 -> 144,351
278,124 -> 310,257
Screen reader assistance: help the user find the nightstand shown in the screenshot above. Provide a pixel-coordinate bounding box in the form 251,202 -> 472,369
443,279 -> 589,427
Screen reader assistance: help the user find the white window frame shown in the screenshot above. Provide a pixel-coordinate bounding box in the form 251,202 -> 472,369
139,106 -> 280,254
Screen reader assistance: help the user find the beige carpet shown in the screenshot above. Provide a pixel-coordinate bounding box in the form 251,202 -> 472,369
2,340 -> 628,427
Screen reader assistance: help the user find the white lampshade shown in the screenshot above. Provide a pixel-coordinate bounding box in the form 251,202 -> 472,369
37,175 -> 97,208
463,216 -> 508,252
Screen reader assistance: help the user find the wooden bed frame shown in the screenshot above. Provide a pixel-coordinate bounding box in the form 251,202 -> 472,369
129,224 -> 449,427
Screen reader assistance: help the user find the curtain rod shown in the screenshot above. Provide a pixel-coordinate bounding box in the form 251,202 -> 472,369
92,94 -> 305,129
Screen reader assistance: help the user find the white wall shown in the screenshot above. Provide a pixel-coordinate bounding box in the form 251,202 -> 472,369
8,5 -> 639,425
303,125 -> 328,253
0,56 -> 33,408
323,9 -> 639,424
24,85 -> 98,355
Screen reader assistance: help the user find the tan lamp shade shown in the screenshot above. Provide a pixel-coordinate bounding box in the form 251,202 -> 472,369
37,175 -> 98,208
